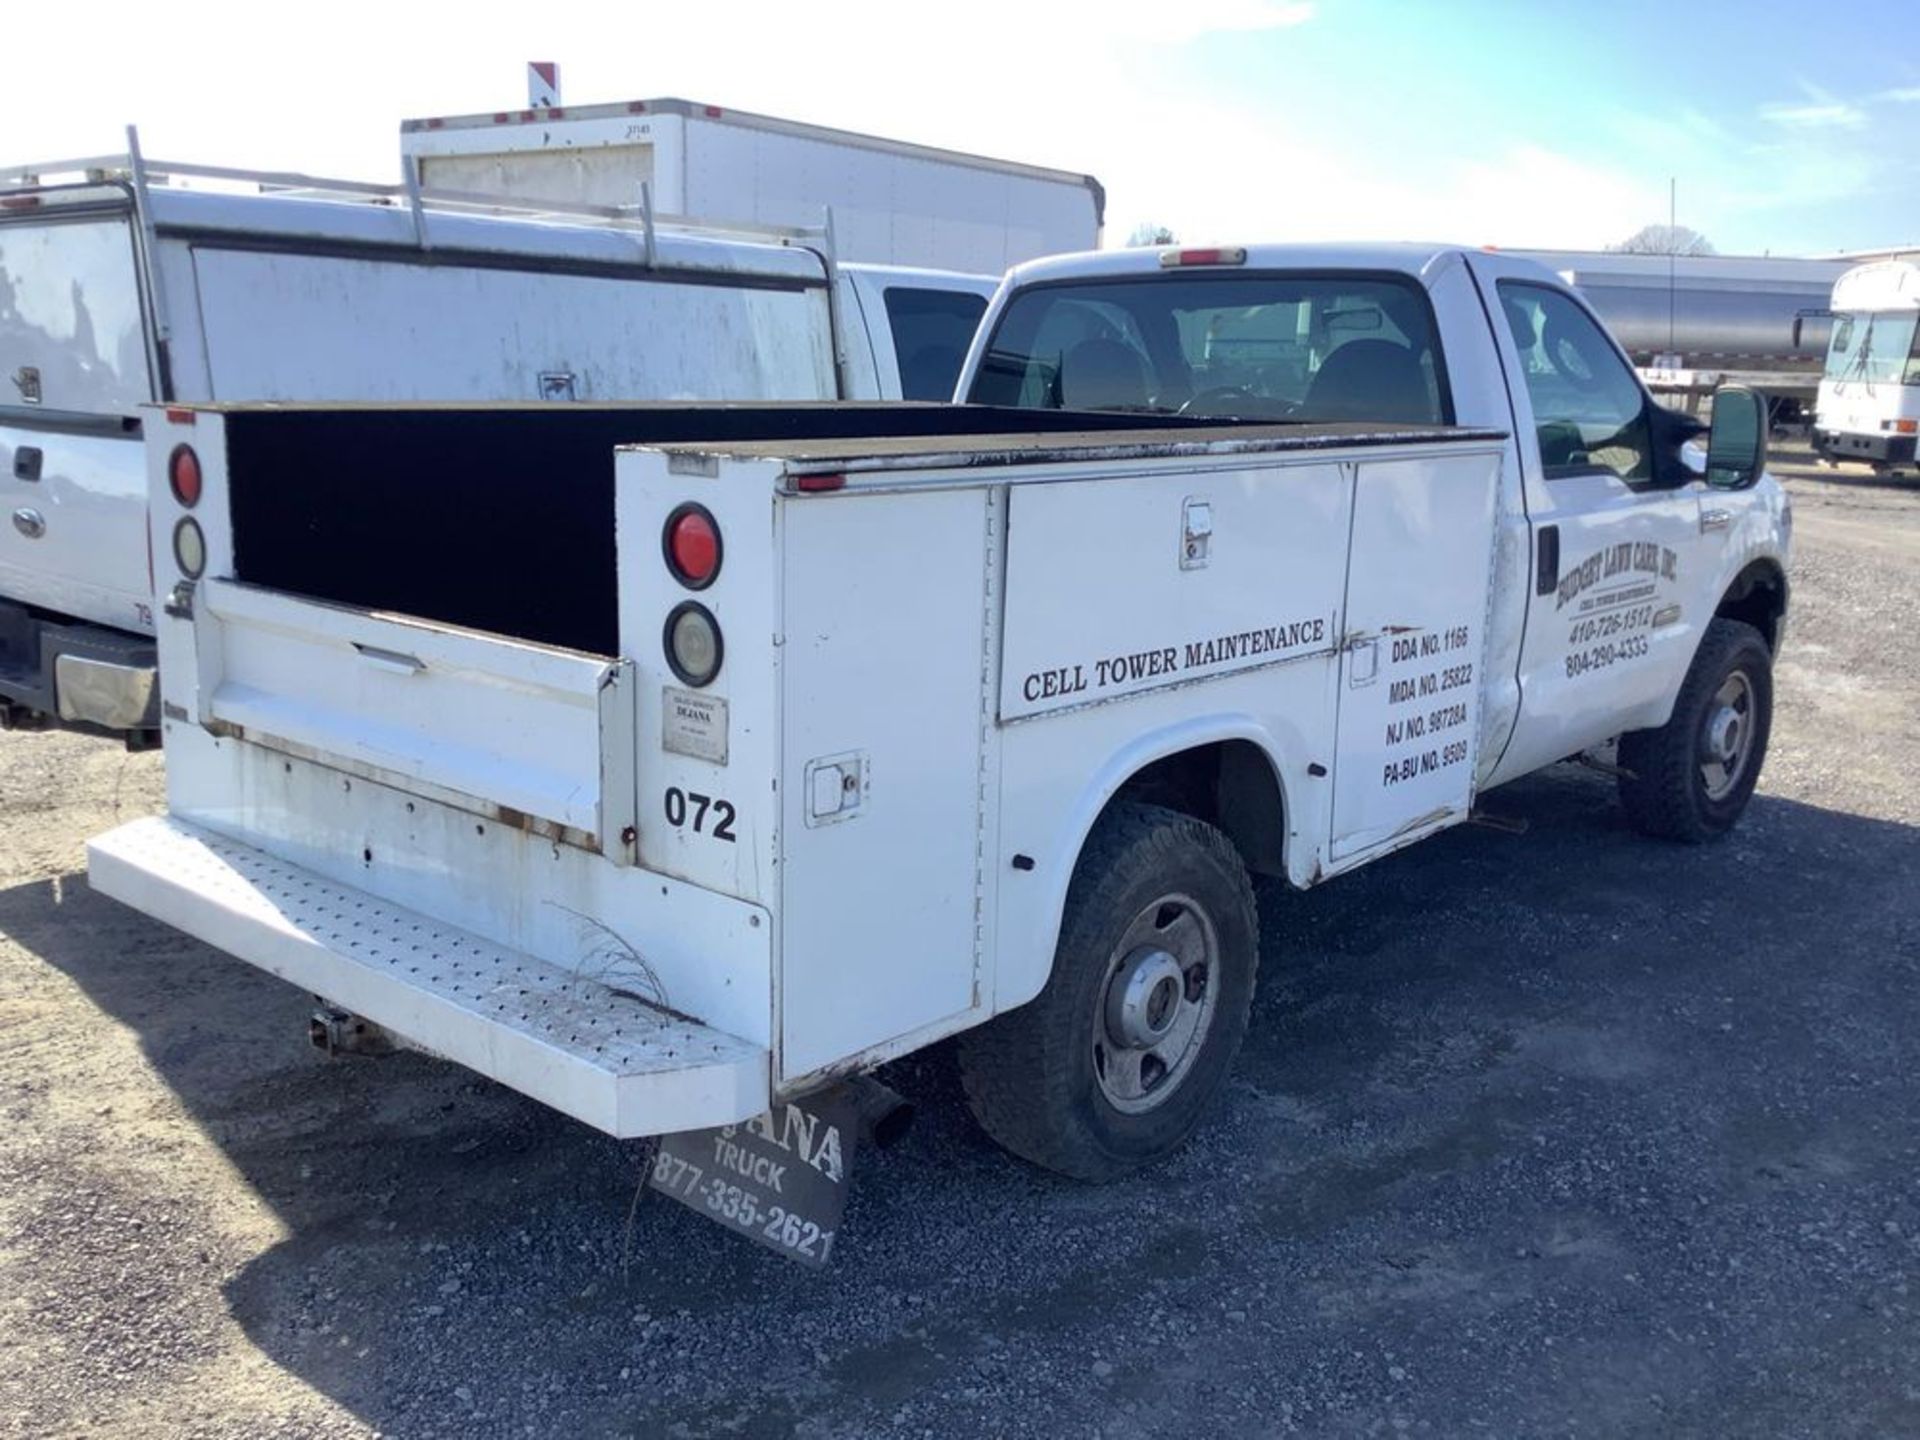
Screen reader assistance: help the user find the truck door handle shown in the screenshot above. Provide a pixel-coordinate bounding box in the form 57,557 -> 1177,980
1535,525 -> 1559,596
1700,507 -> 1731,533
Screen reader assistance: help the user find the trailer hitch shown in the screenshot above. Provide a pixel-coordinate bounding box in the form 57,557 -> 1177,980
308,1005 -> 398,1057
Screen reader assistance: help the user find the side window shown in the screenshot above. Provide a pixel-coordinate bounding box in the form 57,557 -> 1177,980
1498,281 -> 1651,482
882,287 -> 989,401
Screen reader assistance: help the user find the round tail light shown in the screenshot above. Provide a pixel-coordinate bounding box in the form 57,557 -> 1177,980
172,517 -> 207,579
168,445 -> 203,507
664,601 -> 723,687
663,503 -> 721,589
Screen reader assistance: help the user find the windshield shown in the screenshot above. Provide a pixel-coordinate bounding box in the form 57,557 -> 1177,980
1823,310 -> 1920,386
965,273 -> 1449,423
0,215 -> 151,414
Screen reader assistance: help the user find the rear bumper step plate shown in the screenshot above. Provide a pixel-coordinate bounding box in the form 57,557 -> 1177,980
87,816 -> 768,1137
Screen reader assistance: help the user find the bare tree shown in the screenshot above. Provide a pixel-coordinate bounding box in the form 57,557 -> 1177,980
1609,224 -> 1716,256
1126,222 -> 1179,247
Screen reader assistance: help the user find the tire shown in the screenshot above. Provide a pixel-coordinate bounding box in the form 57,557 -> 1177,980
1617,617 -> 1773,842
957,802 -> 1258,1181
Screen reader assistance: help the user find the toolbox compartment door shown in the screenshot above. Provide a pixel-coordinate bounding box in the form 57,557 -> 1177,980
1329,452 -> 1501,865
776,487 -> 992,1082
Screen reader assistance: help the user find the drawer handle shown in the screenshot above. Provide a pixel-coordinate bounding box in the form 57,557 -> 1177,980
352,642 -> 425,675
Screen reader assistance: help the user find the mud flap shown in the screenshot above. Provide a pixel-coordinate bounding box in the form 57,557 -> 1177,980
648,1088 -> 858,1268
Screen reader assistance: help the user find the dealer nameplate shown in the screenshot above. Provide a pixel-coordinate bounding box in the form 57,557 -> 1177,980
662,687 -> 728,764
648,1090 -> 856,1267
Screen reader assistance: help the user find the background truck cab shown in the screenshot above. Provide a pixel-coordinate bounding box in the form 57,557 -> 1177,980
0,151 -> 998,742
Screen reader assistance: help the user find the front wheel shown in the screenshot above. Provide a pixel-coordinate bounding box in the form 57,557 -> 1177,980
957,803 -> 1258,1181
1617,617 -> 1773,842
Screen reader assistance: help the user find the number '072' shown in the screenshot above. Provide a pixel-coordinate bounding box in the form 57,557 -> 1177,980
664,787 -> 737,842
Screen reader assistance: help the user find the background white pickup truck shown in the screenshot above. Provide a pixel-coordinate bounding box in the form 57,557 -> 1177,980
0,160 -> 996,741
88,243 -> 1787,1215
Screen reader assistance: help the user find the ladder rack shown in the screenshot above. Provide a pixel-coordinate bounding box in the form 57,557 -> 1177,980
0,127 -> 832,257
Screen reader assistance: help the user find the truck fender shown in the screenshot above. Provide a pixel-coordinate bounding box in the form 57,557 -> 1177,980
1642,511 -> 1789,736
994,712 -> 1300,1015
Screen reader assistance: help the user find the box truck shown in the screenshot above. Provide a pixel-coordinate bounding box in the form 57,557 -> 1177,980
400,96 -> 1104,275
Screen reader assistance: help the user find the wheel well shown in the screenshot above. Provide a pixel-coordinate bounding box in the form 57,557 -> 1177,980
1109,740 -> 1287,879
1715,561 -> 1788,654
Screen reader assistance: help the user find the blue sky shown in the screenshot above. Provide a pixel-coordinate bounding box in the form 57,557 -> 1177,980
8,0 -> 1918,256
1146,0 -> 1920,253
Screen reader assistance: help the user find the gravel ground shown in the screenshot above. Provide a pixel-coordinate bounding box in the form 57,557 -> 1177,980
1,443 -> 1916,1439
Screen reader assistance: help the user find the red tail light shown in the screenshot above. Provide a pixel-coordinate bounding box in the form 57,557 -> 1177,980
168,445 -> 203,507
1159,247 -> 1248,268
663,503 -> 721,589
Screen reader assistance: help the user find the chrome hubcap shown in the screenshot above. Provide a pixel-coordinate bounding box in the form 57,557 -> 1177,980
1093,895 -> 1219,1114
1107,950 -> 1186,1048
1700,670 -> 1756,801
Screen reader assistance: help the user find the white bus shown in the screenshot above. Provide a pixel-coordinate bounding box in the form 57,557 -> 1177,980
1812,256 -> 1920,476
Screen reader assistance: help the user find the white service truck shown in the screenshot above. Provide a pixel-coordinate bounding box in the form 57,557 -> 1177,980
0,152 -> 996,742
87,244 -> 1788,1263
400,95 -> 1104,275
1811,255 -> 1920,477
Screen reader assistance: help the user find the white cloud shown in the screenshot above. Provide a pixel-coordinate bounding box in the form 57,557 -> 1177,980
1761,81 -> 1866,129
1097,90 -> 1665,250
1876,85 -> 1920,103
923,0 -> 1314,43
1126,0 -> 1315,40
1761,101 -> 1866,129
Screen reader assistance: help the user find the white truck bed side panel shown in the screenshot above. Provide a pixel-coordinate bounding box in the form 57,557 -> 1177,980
186,248 -> 836,403
776,487 -> 992,1082
988,460 -> 1353,1012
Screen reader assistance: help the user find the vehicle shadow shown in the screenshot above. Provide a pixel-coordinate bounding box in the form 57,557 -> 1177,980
5,765 -> 1918,1437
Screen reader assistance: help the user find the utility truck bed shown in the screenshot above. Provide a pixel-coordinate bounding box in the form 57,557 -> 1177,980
93,401 -> 1503,1142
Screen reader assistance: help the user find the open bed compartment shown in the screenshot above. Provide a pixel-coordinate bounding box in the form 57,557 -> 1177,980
224,402 -> 1231,656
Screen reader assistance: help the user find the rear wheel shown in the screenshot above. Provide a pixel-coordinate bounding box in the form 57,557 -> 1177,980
1617,617 -> 1773,842
957,803 -> 1258,1181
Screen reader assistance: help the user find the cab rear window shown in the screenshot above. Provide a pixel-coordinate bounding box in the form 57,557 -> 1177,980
966,273 -> 1450,424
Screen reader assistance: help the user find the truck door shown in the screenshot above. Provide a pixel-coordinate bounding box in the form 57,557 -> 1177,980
1464,254 -> 1717,784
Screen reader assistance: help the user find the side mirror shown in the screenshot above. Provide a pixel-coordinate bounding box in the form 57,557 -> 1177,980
1705,385 -> 1767,489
